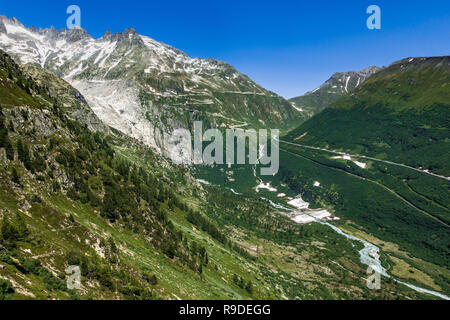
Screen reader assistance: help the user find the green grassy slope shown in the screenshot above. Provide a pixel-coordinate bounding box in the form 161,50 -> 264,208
193,56 -> 450,297
285,56 -> 450,176
273,56 -> 450,294
193,142 -> 450,296
0,50 -> 277,300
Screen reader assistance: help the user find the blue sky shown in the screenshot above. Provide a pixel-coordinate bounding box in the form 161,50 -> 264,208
0,0 -> 449,98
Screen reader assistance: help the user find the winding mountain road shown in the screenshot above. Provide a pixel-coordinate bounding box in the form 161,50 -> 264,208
281,148 -> 449,227
278,139 -> 450,182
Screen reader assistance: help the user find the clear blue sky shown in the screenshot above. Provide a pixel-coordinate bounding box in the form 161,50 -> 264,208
1,0 -> 449,98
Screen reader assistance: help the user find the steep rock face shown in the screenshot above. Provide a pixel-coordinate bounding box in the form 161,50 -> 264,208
22,64 -> 109,133
289,66 -> 381,116
0,21 -> 6,34
0,16 -> 306,162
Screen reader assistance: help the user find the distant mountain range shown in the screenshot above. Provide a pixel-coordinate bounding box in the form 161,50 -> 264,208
0,16 -> 388,152
289,66 -> 381,116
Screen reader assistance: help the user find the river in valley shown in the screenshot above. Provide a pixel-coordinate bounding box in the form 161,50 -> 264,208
282,198 -> 450,300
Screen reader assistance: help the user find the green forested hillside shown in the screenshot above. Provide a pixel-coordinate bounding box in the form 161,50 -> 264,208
193,56 -> 450,298
285,56 -> 450,176
0,50 -> 274,300
1,49 -> 430,300
272,56 -> 450,295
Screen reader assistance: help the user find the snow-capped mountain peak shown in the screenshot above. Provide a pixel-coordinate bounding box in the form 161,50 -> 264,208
0,15 -> 302,163
289,66 -> 382,116
311,66 -> 381,95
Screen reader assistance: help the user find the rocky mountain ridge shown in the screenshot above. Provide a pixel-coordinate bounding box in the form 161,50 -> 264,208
0,15 -> 306,163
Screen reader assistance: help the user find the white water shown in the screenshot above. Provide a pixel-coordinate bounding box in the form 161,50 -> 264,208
320,219 -> 450,300
203,167 -> 450,300
263,197 -> 450,300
